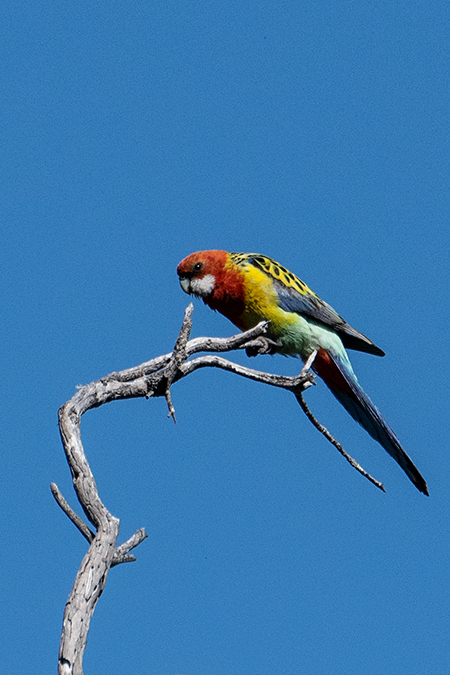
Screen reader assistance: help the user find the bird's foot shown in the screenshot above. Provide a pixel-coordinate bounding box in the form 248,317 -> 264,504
245,337 -> 283,357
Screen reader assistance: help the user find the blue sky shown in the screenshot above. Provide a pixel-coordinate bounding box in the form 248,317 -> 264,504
2,2 -> 450,673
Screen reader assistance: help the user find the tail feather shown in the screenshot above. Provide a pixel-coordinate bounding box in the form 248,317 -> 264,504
312,349 -> 428,495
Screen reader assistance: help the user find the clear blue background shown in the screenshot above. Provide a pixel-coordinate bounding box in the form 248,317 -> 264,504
2,2 -> 449,673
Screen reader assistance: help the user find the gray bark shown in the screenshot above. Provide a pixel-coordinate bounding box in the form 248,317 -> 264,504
53,304 -> 380,674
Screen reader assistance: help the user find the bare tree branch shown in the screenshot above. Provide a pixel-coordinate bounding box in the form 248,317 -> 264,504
295,350 -> 385,492
163,303 -> 194,423
50,483 -> 95,543
294,394 -> 386,492
112,528 -> 149,566
55,304 -> 383,674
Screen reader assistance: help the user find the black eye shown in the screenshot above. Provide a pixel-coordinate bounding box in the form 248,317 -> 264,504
193,262 -> 203,273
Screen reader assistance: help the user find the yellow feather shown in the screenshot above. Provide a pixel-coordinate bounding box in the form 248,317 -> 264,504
229,254 -> 299,333
230,253 -> 317,297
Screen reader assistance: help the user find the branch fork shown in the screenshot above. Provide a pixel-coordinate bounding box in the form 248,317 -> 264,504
54,304 -> 384,674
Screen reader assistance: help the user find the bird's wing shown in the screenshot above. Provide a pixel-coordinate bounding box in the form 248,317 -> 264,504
233,253 -> 385,356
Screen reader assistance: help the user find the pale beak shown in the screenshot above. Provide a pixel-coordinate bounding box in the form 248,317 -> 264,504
179,277 -> 191,294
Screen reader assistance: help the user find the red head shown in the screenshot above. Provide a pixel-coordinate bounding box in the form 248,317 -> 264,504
177,250 -> 246,327
177,250 -> 229,299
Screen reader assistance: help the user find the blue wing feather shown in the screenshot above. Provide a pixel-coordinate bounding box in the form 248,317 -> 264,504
232,252 -> 385,356
274,277 -> 385,356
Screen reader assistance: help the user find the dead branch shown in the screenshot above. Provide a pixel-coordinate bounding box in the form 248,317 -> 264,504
294,394 -> 386,492
54,303 -> 382,674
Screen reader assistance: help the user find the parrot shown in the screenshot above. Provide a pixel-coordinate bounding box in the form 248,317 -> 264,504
177,250 -> 428,495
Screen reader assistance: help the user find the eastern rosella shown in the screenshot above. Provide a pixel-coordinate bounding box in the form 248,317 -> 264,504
177,250 -> 428,495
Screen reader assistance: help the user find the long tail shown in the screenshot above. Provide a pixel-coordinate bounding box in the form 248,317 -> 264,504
312,348 -> 428,495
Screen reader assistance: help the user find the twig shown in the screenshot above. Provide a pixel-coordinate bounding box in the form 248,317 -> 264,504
294,348 -> 385,491
301,349 -> 318,375
295,393 -> 386,492
176,353 -> 315,391
163,304 -> 194,423
112,528 -> 149,567
50,483 -> 95,543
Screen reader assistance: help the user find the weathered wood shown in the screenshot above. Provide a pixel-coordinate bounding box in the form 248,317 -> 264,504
54,304 -> 380,674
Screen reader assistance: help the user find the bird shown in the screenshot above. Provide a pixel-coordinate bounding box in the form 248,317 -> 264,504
177,250 -> 428,495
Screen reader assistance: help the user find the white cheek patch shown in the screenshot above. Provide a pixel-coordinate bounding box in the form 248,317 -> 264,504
190,274 -> 215,297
